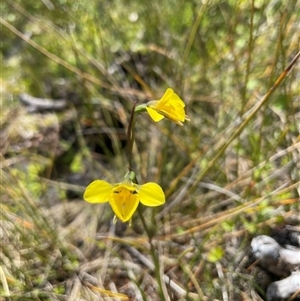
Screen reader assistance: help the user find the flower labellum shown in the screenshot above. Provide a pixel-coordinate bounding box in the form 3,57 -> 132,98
83,171 -> 165,222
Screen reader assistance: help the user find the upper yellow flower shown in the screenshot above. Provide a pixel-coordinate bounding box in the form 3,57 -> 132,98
146,88 -> 189,126
83,172 -> 165,222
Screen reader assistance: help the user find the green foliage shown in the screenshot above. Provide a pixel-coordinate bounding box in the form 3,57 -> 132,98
206,246 -> 224,263
70,152 -> 84,173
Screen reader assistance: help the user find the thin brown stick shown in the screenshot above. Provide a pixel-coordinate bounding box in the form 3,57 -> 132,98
188,50 -> 300,195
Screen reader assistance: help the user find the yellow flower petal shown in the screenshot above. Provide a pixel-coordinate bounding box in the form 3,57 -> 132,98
160,88 -> 174,101
83,180 -> 113,203
110,185 -> 139,222
146,88 -> 187,125
158,88 -> 185,107
156,89 -> 185,122
146,106 -> 165,122
137,183 -> 165,206
84,176 -> 166,223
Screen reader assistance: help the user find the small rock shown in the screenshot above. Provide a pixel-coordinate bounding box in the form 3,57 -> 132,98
266,272 -> 300,301
251,235 -> 300,277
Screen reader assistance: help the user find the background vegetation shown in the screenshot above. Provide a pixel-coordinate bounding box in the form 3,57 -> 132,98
1,0 -> 299,300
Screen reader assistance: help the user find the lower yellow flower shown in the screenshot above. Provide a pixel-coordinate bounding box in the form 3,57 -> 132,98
146,88 -> 189,126
83,174 -> 165,222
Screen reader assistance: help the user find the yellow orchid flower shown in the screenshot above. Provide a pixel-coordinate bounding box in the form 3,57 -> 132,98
83,172 -> 165,222
146,88 -> 189,126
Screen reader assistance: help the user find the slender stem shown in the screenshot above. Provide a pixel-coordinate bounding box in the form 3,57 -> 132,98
128,103 -> 166,300
186,51 -> 300,196
241,0 -> 255,113
137,208 -> 167,301
127,102 -> 138,168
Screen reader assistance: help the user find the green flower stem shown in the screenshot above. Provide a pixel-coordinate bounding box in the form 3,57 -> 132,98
130,174 -> 167,301
134,104 -> 147,114
137,207 -> 167,301
126,102 -> 138,168
127,104 -> 147,168
127,103 -> 166,301
123,170 -> 136,181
